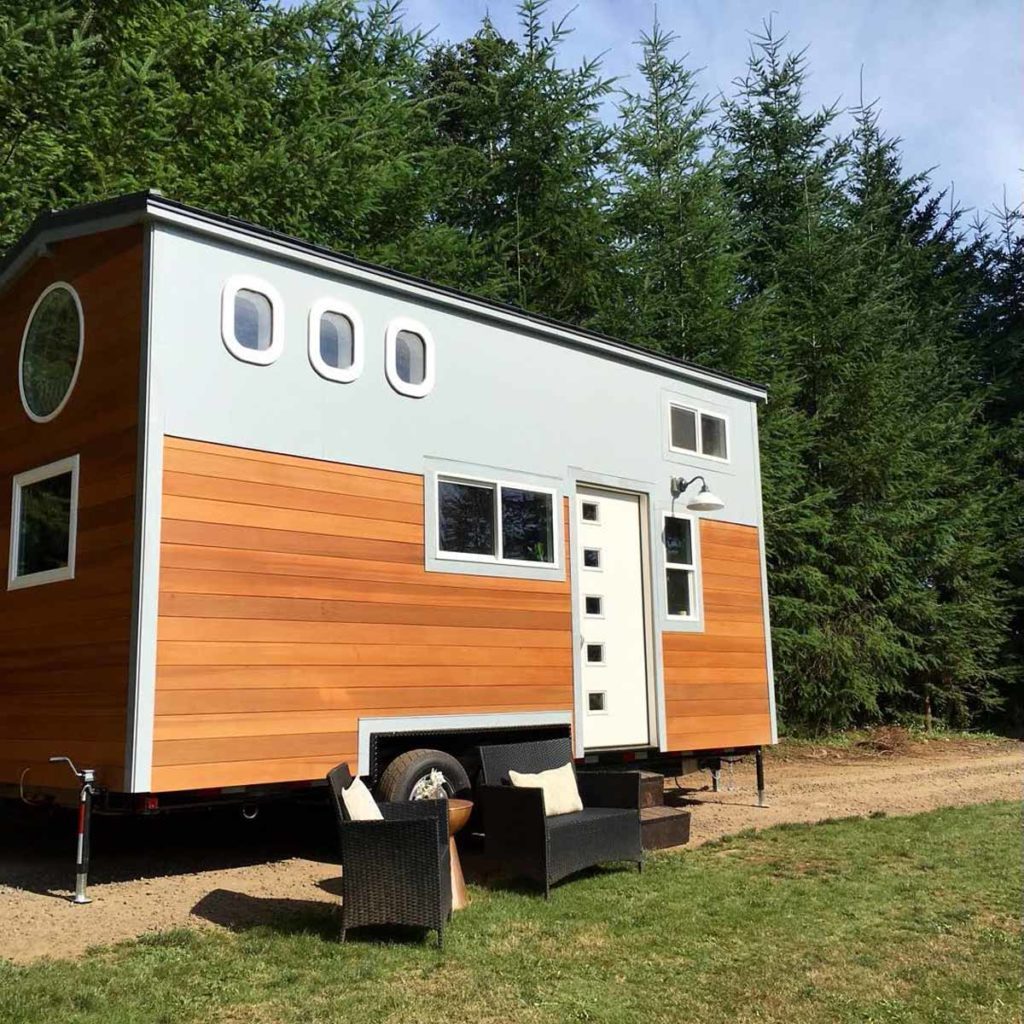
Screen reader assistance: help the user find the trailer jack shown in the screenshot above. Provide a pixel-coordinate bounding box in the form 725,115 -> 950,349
48,756 -> 95,905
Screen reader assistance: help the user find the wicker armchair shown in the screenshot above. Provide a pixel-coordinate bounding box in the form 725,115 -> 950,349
326,764 -> 452,947
478,737 -> 643,897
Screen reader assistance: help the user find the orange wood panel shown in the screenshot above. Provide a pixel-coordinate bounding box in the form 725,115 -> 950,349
163,445 -> 424,503
163,471 -> 424,524
161,593 -> 569,630
156,642 -> 572,667
663,519 -> 773,751
152,440 -> 574,791
0,227 -> 143,789
156,682 -> 571,716
156,664 -> 570,690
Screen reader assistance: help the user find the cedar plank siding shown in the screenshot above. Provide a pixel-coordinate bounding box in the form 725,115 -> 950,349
0,227 -> 144,790
152,437 -> 574,791
663,519 -> 772,750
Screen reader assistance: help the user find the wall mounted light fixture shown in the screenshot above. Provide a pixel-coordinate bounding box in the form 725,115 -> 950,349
671,475 -> 726,512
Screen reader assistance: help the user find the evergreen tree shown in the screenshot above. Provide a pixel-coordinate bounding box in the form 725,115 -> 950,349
972,205 -> 1024,724
418,0 -> 613,320
0,0 -> 478,277
598,23 -> 748,374
719,26 -> 851,727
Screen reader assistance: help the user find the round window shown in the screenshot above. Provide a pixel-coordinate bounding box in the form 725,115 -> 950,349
19,283 -> 84,422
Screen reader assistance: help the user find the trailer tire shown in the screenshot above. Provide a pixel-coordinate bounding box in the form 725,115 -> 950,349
378,749 -> 471,802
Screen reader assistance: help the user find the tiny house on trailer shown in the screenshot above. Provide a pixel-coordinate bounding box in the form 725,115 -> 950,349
0,191 -> 775,813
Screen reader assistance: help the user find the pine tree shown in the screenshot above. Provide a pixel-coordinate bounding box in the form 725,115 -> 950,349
418,0 -> 613,321
598,23 -> 748,374
0,0 -> 476,275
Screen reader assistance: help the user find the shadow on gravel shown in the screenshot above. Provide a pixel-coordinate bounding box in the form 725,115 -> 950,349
191,888 -> 338,939
0,799 -> 338,897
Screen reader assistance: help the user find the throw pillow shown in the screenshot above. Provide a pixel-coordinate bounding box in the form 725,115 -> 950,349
508,761 -> 583,817
341,776 -> 383,821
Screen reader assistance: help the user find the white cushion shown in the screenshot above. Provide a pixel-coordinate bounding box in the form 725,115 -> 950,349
508,761 -> 583,817
341,776 -> 383,821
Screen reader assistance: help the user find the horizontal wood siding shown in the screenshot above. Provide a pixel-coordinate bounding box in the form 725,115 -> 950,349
663,519 -> 773,751
152,438 -> 573,790
0,227 -> 143,790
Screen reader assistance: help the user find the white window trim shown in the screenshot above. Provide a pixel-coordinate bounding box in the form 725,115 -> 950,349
663,511 -> 698,621
435,472 -> 561,569
585,642 -> 606,666
587,690 -> 609,715
19,281 -> 85,424
385,316 -> 435,398
584,594 -> 604,618
8,454 -> 80,591
308,297 -> 364,383
580,499 -> 601,524
221,274 -> 284,366
582,547 -> 602,571
668,401 -> 731,463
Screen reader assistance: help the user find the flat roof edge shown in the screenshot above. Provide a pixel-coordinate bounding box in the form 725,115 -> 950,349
0,191 -> 768,402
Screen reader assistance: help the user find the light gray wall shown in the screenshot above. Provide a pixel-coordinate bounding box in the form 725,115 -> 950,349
149,224 -> 763,535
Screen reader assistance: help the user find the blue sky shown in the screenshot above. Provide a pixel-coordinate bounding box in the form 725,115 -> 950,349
370,0 -> 1020,221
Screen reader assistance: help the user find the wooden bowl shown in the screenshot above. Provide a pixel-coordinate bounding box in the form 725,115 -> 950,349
446,797 -> 473,837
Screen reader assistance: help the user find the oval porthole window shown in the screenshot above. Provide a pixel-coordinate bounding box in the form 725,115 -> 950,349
19,282 -> 84,422
308,298 -> 364,383
235,289 -> 273,352
220,275 -> 284,366
385,316 -> 435,398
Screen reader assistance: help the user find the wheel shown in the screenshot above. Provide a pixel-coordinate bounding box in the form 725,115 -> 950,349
377,749 -> 471,802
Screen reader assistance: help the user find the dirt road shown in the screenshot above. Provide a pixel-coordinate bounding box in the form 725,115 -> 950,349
2,739 -> 1019,964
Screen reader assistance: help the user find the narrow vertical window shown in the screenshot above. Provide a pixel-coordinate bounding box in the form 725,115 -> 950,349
308,299 -> 363,383
700,413 -> 728,459
221,276 -> 283,365
385,317 -> 435,397
8,455 -> 80,590
664,515 -> 696,619
670,406 -> 698,453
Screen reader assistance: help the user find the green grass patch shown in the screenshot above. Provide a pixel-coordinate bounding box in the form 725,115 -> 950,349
2,802 -> 1020,1024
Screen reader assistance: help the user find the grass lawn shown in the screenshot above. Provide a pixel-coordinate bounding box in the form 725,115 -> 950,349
2,801 -> 1019,1024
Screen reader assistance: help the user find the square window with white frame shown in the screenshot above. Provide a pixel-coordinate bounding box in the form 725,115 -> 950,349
669,403 -> 729,461
8,454 -> 80,590
664,514 -> 697,619
436,475 -> 557,567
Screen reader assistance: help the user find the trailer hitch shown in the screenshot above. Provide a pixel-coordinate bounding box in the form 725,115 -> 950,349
48,756 -> 96,905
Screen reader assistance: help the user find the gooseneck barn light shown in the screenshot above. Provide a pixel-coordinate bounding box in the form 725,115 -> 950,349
671,475 -> 726,512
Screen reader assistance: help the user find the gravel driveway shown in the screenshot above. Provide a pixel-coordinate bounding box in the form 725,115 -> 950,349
2,738 -> 1020,964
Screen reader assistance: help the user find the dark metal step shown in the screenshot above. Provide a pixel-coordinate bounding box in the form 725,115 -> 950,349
640,805 -> 691,850
638,770 -> 666,809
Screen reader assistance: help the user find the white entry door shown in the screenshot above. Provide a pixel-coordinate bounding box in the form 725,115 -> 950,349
576,486 -> 650,748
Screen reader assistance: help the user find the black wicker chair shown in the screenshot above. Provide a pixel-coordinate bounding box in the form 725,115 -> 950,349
478,737 -> 643,897
326,764 -> 452,947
